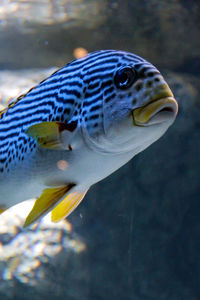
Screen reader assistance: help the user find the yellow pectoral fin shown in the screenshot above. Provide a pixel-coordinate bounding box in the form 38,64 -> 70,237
23,184 -> 75,228
26,122 -> 65,149
51,189 -> 89,223
0,208 -> 5,214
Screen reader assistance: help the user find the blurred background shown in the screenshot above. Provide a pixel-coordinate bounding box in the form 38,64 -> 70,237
0,1 -> 199,299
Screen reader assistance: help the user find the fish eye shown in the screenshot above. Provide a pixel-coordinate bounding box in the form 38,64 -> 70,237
114,67 -> 136,90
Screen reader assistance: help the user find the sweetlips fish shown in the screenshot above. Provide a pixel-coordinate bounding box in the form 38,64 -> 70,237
0,50 -> 178,227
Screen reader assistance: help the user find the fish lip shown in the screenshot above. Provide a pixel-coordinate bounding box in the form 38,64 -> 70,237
132,96 -> 178,127
147,89 -> 174,104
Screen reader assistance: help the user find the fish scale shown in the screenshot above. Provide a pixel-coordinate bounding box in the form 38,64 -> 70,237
0,50 -> 178,227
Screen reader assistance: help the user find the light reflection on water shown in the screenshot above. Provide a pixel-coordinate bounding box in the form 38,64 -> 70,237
0,0 -> 106,30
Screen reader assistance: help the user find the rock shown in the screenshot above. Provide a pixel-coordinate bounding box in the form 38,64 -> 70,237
0,68 -> 56,106
0,0 -> 107,29
0,0 -> 107,69
0,200 -> 88,300
0,1 -> 199,71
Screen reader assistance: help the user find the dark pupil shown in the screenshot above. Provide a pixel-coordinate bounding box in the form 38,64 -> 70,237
114,67 -> 135,90
119,72 -> 129,86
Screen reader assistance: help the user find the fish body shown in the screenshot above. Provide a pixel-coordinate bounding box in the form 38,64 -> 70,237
0,50 -> 178,226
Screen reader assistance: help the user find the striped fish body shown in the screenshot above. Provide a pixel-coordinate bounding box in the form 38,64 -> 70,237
0,50 -> 178,226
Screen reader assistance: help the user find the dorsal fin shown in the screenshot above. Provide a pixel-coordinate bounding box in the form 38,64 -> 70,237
0,87 -> 34,120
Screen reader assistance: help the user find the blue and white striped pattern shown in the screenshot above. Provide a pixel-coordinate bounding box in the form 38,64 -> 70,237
0,50 -> 150,173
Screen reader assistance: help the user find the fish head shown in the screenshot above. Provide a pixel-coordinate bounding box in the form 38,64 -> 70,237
81,51 -> 178,154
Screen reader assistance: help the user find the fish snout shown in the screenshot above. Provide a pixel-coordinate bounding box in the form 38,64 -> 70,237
132,83 -> 178,126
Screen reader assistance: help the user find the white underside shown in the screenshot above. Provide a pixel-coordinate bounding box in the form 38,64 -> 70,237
0,136 -> 136,208
0,119 -> 173,209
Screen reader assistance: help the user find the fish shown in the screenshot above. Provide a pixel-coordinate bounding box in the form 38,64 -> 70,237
0,50 -> 178,227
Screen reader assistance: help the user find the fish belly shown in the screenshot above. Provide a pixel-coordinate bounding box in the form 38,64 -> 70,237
0,142 -> 135,209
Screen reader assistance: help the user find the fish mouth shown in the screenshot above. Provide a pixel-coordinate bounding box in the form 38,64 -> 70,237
133,85 -> 178,126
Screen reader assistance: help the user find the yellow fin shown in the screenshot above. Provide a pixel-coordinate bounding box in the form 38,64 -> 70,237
26,122 -> 65,149
51,189 -> 88,223
23,184 -> 75,227
0,208 -> 5,214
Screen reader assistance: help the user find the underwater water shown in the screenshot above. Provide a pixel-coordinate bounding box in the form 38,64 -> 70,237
0,0 -> 199,299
